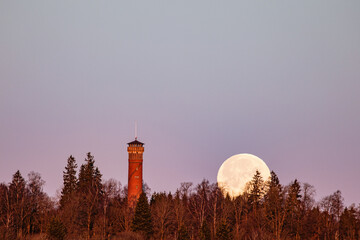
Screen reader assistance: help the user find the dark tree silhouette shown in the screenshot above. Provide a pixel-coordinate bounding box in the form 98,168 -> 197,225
77,152 -> 103,240
131,192 -> 153,239
150,192 -> 174,240
248,170 -> 265,209
60,155 -> 77,208
264,171 -> 284,240
9,170 -> 27,239
2,156 -> 360,240
284,179 -> 302,238
339,206 -> 359,240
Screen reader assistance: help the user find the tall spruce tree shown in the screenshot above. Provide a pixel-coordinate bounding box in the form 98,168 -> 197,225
131,192 -> 153,239
77,152 -> 103,239
284,179 -> 302,238
60,155 -> 77,208
264,171 -> 284,240
248,170 -> 264,209
78,153 -> 95,193
9,170 -> 27,239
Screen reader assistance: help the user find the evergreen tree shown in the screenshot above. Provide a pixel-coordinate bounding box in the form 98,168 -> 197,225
78,153 -> 96,193
9,170 -> 26,202
248,170 -> 264,209
131,192 -> 153,239
9,170 -> 27,239
77,152 -> 103,198
94,166 -> 102,193
284,179 -> 302,238
264,171 -> 284,240
60,155 -> 77,208
77,152 -> 103,239
339,207 -> 359,240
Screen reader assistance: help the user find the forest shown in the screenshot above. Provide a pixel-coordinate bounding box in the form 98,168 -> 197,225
0,153 -> 359,240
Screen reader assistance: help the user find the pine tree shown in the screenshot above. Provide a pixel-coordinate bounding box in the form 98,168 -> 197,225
60,155 -> 77,208
78,153 -> 95,193
9,170 -> 26,201
9,170 -> 27,239
77,152 -> 103,197
264,171 -> 284,240
77,152 -> 103,239
248,170 -> 264,209
284,179 -> 302,238
131,192 -> 153,239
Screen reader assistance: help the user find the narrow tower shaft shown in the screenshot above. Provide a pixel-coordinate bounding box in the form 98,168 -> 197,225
127,139 -> 144,206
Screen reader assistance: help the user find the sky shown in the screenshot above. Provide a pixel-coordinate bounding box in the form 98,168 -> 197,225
1,1 -> 360,206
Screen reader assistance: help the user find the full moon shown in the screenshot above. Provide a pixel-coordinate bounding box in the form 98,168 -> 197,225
217,153 -> 271,198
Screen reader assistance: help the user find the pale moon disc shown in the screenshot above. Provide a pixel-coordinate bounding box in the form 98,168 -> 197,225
217,153 -> 271,198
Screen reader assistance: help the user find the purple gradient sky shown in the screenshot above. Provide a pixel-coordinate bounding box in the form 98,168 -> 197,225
1,1 -> 360,205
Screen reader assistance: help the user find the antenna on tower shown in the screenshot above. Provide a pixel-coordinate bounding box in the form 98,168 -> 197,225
135,121 -> 137,140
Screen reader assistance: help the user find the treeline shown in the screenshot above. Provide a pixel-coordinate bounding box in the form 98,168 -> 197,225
1,153 -> 360,240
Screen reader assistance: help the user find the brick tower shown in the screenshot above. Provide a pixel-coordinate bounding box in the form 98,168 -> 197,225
127,138 -> 144,206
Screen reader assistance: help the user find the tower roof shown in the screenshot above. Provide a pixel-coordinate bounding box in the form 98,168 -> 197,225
127,139 -> 144,146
